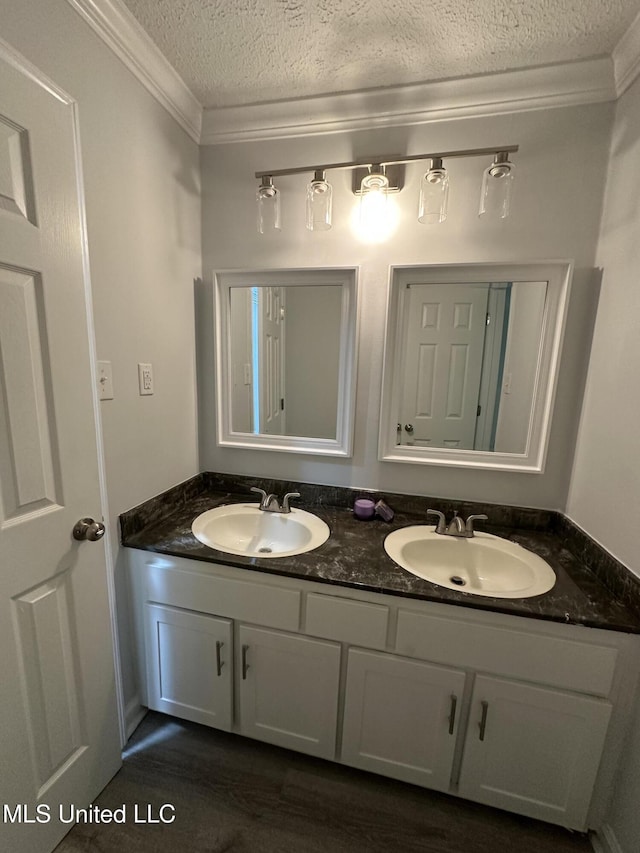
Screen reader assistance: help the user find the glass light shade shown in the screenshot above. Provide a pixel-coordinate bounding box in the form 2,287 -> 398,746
418,159 -> 449,224
479,155 -> 515,219
359,169 -> 390,240
306,171 -> 332,231
256,177 -> 281,233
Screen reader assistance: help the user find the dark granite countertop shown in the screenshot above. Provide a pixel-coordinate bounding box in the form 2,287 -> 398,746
120,473 -> 640,634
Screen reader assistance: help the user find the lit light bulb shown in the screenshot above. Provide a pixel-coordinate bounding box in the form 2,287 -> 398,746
356,167 -> 393,242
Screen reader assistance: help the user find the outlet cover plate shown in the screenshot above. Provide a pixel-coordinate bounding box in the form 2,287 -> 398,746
138,363 -> 153,395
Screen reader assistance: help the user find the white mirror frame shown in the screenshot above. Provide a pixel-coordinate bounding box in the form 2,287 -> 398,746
215,267 -> 359,456
378,261 -> 573,473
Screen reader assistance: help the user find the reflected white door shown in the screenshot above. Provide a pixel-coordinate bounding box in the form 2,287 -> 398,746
0,45 -> 121,853
399,284 -> 489,449
257,286 -> 285,434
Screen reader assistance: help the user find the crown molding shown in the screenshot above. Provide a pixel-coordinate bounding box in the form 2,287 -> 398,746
66,0 -> 202,142
200,58 -> 615,145
613,9 -> 640,96
64,0 -> 625,147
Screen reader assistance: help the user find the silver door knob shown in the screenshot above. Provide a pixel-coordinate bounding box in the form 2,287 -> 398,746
73,517 -> 106,542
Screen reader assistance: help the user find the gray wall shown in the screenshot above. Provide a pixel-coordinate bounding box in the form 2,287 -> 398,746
285,285 -> 342,439
567,75 -> 640,853
495,282 -> 547,453
200,103 -> 611,509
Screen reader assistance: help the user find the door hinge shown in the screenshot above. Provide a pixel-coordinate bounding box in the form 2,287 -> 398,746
486,312 -> 491,326
280,398 -> 285,411
477,404 -> 482,417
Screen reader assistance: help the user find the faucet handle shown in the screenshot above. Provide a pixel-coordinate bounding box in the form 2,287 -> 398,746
250,487 -> 268,507
426,509 -> 446,534
465,514 -> 488,535
282,492 -> 301,513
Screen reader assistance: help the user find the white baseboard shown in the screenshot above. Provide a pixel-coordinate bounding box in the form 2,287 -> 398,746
590,824 -> 624,853
124,695 -> 147,741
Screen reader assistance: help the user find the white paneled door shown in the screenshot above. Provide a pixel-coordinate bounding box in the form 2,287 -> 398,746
0,44 -> 121,853
399,283 -> 489,449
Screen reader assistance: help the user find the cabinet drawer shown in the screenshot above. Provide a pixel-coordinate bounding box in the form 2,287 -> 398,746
144,563 -> 300,631
395,610 -> 617,697
305,593 -> 389,648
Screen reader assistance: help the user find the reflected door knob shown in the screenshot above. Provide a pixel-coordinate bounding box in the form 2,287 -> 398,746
73,517 -> 106,542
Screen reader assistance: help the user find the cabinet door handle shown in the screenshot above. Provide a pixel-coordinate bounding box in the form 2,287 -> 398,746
241,644 -> 250,680
479,700 -> 489,741
215,640 -> 224,677
448,694 -> 458,735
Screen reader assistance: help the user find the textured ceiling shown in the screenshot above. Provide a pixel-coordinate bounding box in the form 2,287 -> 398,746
121,0 -> 640,108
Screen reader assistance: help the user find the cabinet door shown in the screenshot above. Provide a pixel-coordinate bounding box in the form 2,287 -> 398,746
238,625 -> 340,759
458,675 -> 612,830
341,649 -> 466,790
145,604 -> 232,730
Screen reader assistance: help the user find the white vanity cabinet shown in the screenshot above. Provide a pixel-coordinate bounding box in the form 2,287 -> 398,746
144,604 -> 233,730
341,648 -> 466,791
340,648 -> 613,828
144,606 -> 341,759
457,675 -> 612,828
127,550 -> 639,832
238,625 -> 340,759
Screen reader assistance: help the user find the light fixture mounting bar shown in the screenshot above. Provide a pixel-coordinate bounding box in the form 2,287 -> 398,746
254,145 -> 519,179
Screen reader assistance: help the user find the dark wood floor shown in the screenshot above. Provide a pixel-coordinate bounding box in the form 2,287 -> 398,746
55,711 -> 593,852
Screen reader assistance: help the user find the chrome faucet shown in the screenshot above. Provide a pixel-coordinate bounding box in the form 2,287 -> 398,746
447,513 -> 465,536
250,487 -> 301,514
426,509 -> 488,538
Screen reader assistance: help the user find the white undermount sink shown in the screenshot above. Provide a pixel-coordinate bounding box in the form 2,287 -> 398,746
384,526 -> 556,598
191,503 -> 330,558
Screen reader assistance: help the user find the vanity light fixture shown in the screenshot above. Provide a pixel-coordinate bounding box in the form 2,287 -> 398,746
255,145 -> 519,236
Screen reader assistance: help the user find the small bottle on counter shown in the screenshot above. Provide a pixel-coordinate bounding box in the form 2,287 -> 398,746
374,499 -> 394,522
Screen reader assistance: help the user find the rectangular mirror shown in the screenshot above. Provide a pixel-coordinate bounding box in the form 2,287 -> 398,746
215,268 -> 359,456
379,262 -> 572,472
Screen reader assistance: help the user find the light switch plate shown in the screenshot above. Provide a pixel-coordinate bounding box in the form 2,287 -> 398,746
97,361 -> 114,400
138,363 -> 153,395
